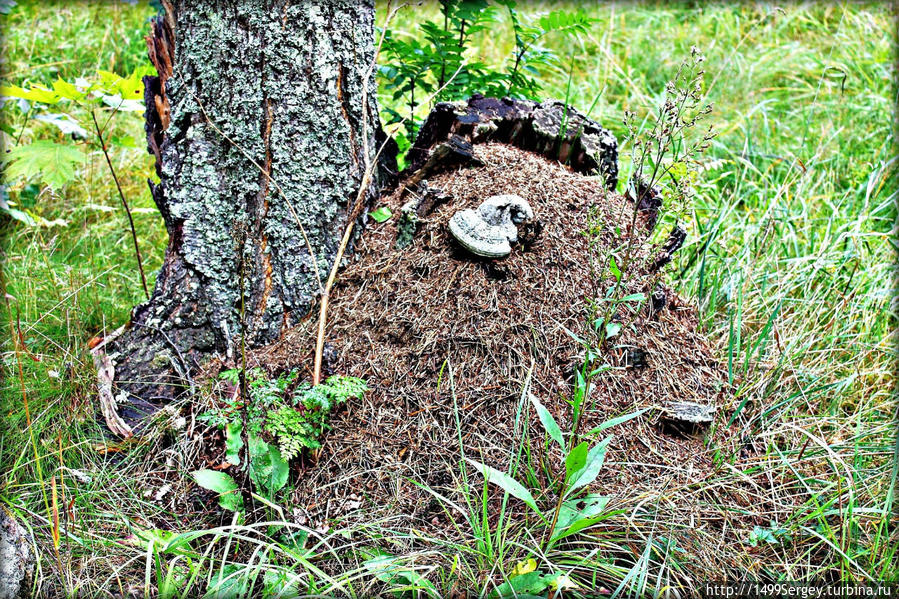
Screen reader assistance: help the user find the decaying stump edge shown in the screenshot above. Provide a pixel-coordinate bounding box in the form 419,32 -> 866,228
405,94 -> 619,189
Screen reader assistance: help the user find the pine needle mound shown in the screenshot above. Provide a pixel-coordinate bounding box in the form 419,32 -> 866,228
258,143 -> 733,541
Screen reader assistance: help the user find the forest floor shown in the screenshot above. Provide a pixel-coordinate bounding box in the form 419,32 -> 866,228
0,2 -> 896,597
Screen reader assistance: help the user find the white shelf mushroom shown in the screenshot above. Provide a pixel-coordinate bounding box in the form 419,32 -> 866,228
662,401 -> 716,424
448,194 -> 534,258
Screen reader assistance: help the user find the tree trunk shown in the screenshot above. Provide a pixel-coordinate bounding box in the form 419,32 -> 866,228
101,0 -> 388,433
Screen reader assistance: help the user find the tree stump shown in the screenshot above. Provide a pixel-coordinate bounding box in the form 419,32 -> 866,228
405,94 -> 619,189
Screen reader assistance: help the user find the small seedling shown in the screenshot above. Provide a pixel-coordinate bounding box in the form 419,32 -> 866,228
194,368 -> 367,509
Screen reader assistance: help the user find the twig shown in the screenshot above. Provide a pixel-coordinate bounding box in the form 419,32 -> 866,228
90,110 -> 149,299
14,102 -> 34,146
312,1 -> 389,385
312,1 -> 463,385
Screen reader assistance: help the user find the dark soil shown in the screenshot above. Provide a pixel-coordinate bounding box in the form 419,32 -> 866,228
249,143 -> 736,539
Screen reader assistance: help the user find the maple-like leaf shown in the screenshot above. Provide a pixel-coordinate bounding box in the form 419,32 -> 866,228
4,140 -> 84,189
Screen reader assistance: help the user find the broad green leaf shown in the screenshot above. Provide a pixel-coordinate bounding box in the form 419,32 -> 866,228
564,441 -> 588,482
191,469 -> 236,494
567,436 -> 611,493
492,572 -> 549,598
510,558 -> 537,576
160,529 -> 210,553
130,527 -> 206,556
28,212 -> 67,228
588,363 -> 611,377
609,255 -> 621,281
363,555 -> 440,598
278,529 -> 310,558
620,293 -> 646,303
369,206 -> 393,223
225,420 -> 243,466
204,564 -> 253,599
596,291 -> 644,303
4,140 -> 83,189
247,433 -> 268,461
268,444 -> 290,494
398,567 -> 439,597
529,393 -> 563,449
546,572 -> 578,591
100,94 -> 144,112
551,493 -> 609,541
128,527 -> 175,550
559,322 -> 587,347
97,69 -> 129,98
93,69 -> 147,108
52,78 -> 86,101
668,160 -> 688,180
0,84 -> 60,104
217,489 -> 243,512
465,457 -> 539,514
362,555 -> 400,585
605,322 -> 622,339
588,408 -> 648,436
97,70 -> 123,89
33,113 -> 88,137
2,207 -> 35,225
115,70 -> 148,100
191,469 -> 242,511
262,570 -> 301,599
110,134 -> 139,149
248,436 -> 289,495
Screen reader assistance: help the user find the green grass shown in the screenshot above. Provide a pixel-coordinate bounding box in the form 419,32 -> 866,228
1,0 -> 896,595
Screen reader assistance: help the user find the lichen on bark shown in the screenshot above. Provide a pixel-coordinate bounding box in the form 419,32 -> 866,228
106,0 -> 383,429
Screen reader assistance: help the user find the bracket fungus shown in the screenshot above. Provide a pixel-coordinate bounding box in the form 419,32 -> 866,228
662,401 -> 716,425
448,194 -> 534,258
